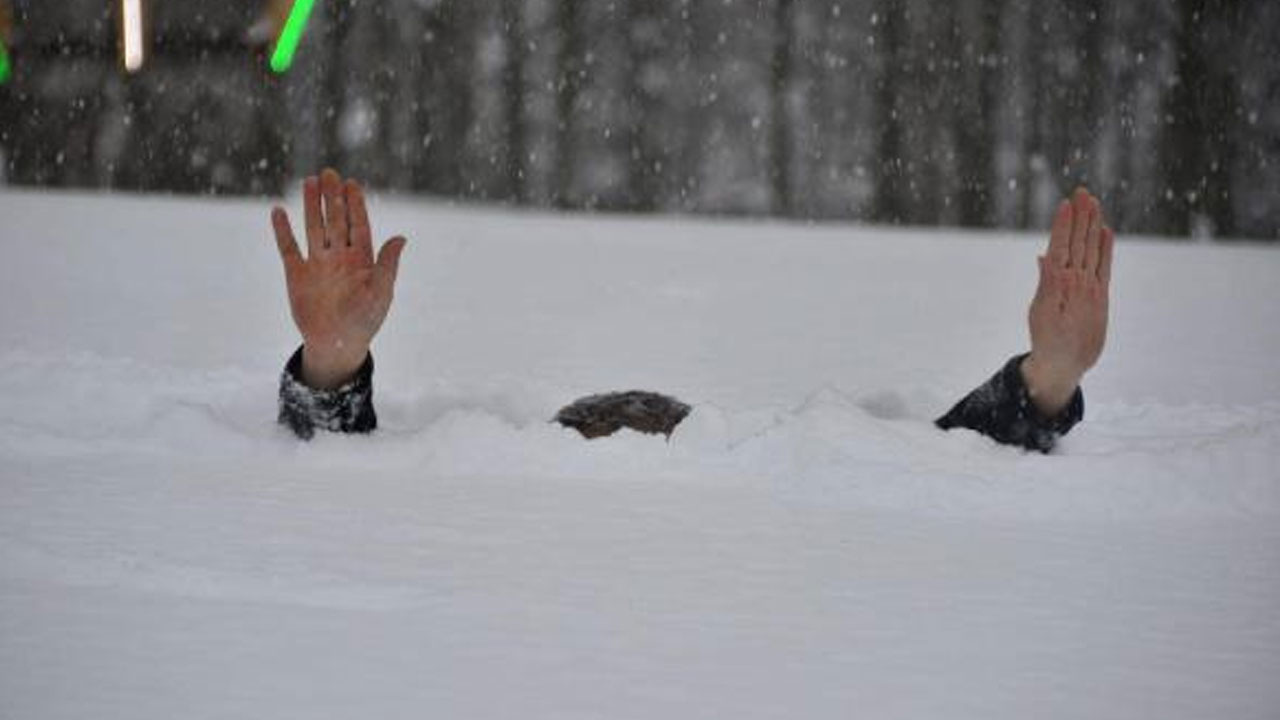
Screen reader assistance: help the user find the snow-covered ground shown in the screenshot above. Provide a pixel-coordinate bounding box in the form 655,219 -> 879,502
1,189 -> 1278,719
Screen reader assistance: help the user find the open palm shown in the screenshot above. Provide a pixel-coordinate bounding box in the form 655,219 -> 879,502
271,169 -> 406,389
1023,188 -> 1113,414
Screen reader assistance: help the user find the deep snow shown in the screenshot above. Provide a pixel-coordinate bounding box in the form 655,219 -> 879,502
1,189 -> 1278,719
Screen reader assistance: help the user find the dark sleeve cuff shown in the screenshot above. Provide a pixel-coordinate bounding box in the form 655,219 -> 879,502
277,346 -> 377,440
935,353 -> 1084,453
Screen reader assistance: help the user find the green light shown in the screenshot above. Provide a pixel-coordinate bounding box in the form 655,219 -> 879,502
0,39 -> 11,85
269,0 -> 317,74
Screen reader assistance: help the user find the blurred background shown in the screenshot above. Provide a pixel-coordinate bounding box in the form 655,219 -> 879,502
0,0 -> 1276,239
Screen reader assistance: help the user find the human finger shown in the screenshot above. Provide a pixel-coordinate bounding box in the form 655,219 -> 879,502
1047,198 -> 1072,269
374,236 -> 407,295
271,206 -> 302,270
303,176 -> 324,256
346,179 -> 374,263
321,168 -> 348,249
1083,198 -> 1104,274
1040,254 -> 1068,303
1068,187 -> 1092,269
1098,226 -> 1114,287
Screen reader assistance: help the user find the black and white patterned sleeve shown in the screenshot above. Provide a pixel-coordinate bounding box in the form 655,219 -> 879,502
277,346 -> 378,440
935,353 -> 1083,453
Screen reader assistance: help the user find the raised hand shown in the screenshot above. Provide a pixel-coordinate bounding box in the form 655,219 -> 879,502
271,169 -> 407,389
1021,187 -> 1114,417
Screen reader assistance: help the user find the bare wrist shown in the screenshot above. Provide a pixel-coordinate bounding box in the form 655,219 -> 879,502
301,342 -> 369,390
1020,354 -> 1081,418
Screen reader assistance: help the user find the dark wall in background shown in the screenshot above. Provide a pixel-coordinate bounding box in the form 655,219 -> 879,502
1,0 -> 1277,239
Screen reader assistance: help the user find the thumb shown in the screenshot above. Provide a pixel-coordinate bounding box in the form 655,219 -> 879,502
375,236 -> 407,289
271,206 -> 303,270
1032,255 -> 1049,301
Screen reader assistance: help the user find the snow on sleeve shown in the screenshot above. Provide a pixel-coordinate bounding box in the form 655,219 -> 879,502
277,346 -> 377,440
935,353 -> 1084,453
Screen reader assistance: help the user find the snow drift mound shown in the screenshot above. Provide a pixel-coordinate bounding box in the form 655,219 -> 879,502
4,351 -> 1277,523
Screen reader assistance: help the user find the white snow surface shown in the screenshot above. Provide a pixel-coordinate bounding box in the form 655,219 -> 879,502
1,189 -> 1279,719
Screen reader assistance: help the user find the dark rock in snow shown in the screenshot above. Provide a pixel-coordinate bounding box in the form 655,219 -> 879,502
555,391 -> 692,439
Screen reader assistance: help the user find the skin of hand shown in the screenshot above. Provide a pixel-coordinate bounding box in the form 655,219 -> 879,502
271,169 -> 407,389
1021,187 -> 1114,417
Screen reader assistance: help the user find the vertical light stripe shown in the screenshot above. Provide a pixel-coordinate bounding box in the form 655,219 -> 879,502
270,0 -> 317,74
122,0 -> 144,72
0,39 -> 11,85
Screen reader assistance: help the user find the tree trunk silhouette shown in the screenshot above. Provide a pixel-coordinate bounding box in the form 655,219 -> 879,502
623,0 -> 662,211
873,0 -> 906,224
769,0 -> 794,216
954,0 -> 1001,227
319,0 -> 350,171
1158,0 -> 1239,237
554,0 -> 583,208
502,0 -> 526,203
